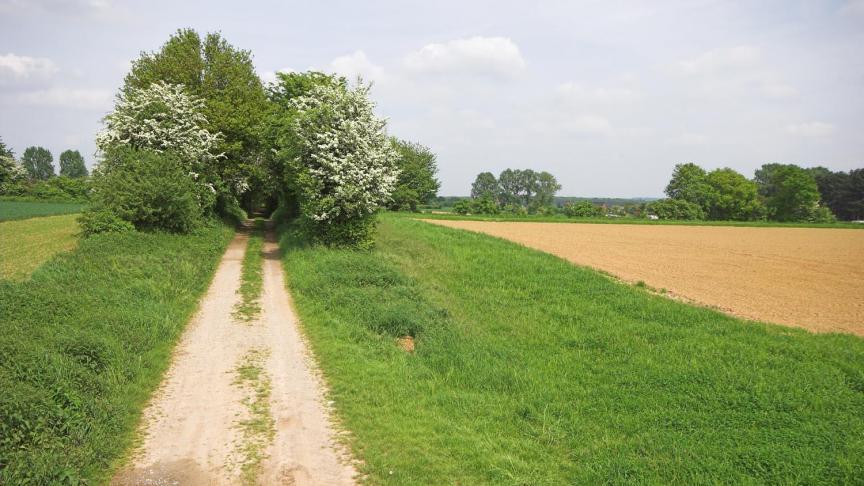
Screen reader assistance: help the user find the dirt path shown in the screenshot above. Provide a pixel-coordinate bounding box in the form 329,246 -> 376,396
423,220 -> 864,335
114,229 -> 357,485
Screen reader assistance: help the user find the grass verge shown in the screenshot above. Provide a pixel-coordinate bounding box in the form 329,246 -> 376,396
279,214 -> 864,485
0,200 -> 87,222
233,219 -> 265,323
0,224 -> 233,484
0,214 -> 80,281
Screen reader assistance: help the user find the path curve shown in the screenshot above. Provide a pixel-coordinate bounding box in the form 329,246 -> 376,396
113,228 -> 357,485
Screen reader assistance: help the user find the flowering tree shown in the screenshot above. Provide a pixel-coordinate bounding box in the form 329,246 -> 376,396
97,81 -> 222,170
286,81 -> 399,246
0,155 -> 27,194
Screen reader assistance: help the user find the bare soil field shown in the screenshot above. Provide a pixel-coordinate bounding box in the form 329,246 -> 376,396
423,220 -> 864,335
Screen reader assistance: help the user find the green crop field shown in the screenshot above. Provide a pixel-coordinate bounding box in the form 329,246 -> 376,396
0,225 -> 233,484
279,214 -> 864,485
0,200 -> 87,222
0,214 -> 80,281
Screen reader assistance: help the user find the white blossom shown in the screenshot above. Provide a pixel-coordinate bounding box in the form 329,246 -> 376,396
290,82 -> 399,225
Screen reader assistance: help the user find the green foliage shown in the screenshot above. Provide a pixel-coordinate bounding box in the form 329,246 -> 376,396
0,137 -> 13,159
0,225 -> 232,483
279,215 -> 864,484
470,171 -> 498,200
0,155 -> 27,195
452,197 -> 498,215
387,139 -> 440,212
123,28 -> 269,202
26,176 -> 91,202
757,164 -> 823,221
665,162 -> 715,208
58,150 -> 88,178
809,167 -> 864,221
562,200 -> 603,217
77,208 -> 135,237
647,198 -> 706,220
704,168 -> 765,220
91,148 -> 205,233
21,146 -> 55,181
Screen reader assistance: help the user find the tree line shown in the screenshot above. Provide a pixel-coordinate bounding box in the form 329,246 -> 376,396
458,169 -> 562,215
0,139 -> 91,201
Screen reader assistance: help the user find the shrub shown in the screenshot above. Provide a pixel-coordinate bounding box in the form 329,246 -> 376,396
563,200 -> 602,218
283,81 -> 399,248
452,199 -> 471,215
78,207 -> 135,237
91,148 -> 205,233
647,198 -> 706,220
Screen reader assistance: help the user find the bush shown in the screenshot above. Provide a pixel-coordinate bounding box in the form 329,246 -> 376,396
808,204 -> 836,223
91,148 -> 205,233
78,208 -> 135,237
501,204 -> 528,216
647,198 -> 706,220
452,199 -> 471,215
562,200 -> 602,218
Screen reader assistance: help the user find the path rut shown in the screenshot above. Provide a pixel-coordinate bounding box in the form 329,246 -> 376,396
113,228 -> 357,485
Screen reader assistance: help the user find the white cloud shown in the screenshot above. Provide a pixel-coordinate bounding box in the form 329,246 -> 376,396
555,83 -> 638,104
761,82 -> 798,99
840,0 -> 864,15
674,46 -> 760,76
784,121 -> 835,137
329,50 -> 385,82
259,67 -> 294,85
666,133 -> 709,146
12,87 -> 113,110
403,36 -> 526,78
0,0 -> 113,13
0,53 -> 58,86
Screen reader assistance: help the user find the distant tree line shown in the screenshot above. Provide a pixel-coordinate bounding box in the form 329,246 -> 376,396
0,137 -> 91,201
458,169 -> 561,215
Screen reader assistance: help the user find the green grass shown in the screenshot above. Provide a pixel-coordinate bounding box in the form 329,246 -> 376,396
406,211 -> 864,229
0,214 -> 80,281
279,214 -> 864,485
0,200 -> 87,221
0,224 -> 233,484
233,219 -> 265,322
232,348 -> 275,485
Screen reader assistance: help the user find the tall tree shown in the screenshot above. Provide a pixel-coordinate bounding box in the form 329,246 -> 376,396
497,169 -> 523,206
388,139 -> 440,211
123,29 -> 268,200
807,167 -> 864,221
470,172 -> 498,200
533,171 -> 561,209
704,168 -> 764,220
756,164 -> 822,221
0,136 -> 14,159
21,146 -> 55,180
59,150 -> 88,178
665,162 -> 715,208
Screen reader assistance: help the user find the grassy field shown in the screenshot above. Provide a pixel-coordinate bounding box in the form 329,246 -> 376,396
280,214 -> 864,484
0,200 -> 87,222
0,214 -> 80,280
0,224 -> 233,484
409,211 -> 864,229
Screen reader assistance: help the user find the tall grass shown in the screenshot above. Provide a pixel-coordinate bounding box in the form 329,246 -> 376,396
280,214 -> 864,484
0,225 -> 233,484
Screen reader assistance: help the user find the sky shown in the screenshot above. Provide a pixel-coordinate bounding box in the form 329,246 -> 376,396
1,0 -> 862,197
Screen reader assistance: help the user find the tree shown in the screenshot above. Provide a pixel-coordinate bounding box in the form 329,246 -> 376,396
665,162 -> 714,208
704,168 -> 765,220
123,29 -> 269,201
282,80 -> 399,247
533,171 -> 561,210
758,164 -> 823,221
0,154 -> 27,194
562,200 -> 602,217
388,139 -> 440,211
497,169 -> 522,206
59,150 -> 88,178
21,146 -> 54,180
97,81 -> 221,216
471,172 -> 498,200
808,167 -> 864,221
0,137 -> 13,159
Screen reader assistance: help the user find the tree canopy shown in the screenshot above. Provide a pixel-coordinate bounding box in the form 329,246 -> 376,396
21,146 -> 55,180
59,150 -> 88,178
388,139 -> 440,212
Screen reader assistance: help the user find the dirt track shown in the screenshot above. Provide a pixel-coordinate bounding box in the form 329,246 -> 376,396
113,230 -> 356,485
423,220 -> 864,335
